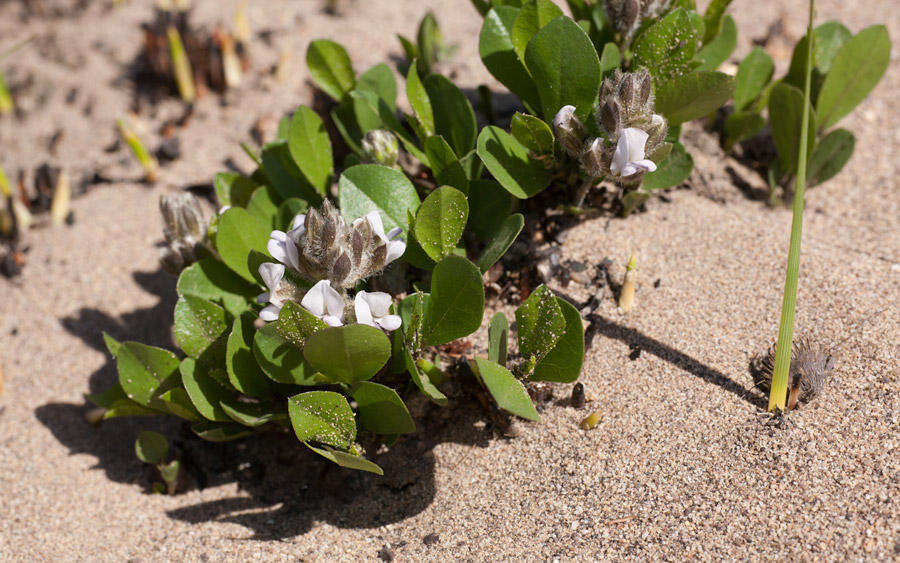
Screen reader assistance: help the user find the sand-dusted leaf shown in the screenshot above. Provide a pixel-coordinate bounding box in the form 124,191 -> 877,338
277,300 -> 328,349
472,357 -> 540,421
723,111 -> 765,150
488,312 -> 509,366
769,82 -> 817,175
260,141 -> 324,204
641,142 -> 693,191
287,106 -> 333,196
415,186 -> 469,261
424,74 -> 477,157
477,213 -> 524,273
158,388 -> 203,421
733,48 -> 774,111
253,322 -> 318,385
816,25 -> 890,130
477,125 -> 551,199
510,0 -> 564,60
632,8 -> 698,84
516,284 -> 565,364
356,63 -> 397,110
338,164 -> 420,237
135,431 -> 169,464
305,443 -> 383,475
304,325 -> 391,384
510,112 -> 554,154
226,313 -> 274,398
216,207 -> 271,283
524,15 -> 600,121
288,390 -> 356,449
806,128 -> 855,187
180,357 -> 237,422
531,297 -> 584,382
655,71 -> 733,126
173,295 -> 227,359
191,420 -> 256,442
467,179 -> 515,240
406,60 -> 434,136
352,381 -> 416,435
695,15 -> 735,72
116,342 -> 180,408
479,6 -> 541,112
422,256 -> 485,347
306,39 -> 355,102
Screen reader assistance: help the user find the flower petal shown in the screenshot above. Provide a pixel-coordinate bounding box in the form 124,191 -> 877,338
364,211 -> 387,239
632,159 -> 657,173
258,262 -> 285,293
385,226 -> 403,241
257,292 -> 270,305
322,282 -> 346,318
354,293 -> 376,327
377,314 -> 402,332
323,315 -> 344,327
361,291 -> 393,318
259,304 -> 281,322
291,213 -> 307,232
621,127 -> 649,162
385,240 -> 406,264
301,280 -> 329,317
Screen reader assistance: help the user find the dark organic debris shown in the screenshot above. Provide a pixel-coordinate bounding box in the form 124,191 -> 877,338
422,533 -> 440,546
750,335 -> 834,409
571,382 -> 586,408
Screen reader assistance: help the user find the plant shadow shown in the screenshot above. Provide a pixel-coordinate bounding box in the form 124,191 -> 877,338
37,268 -> 496,540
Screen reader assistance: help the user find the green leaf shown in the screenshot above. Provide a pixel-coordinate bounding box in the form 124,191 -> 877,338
135,431 -> 169,464
305,443 -> 383,475
733,47 -> 774,111
214,172 -> 257,208
424,136 -> 469,193
631,8 -> 699,84
116,342 -> 180,408
338,164 -> 420,237
287,106 -> 333,196
599,42 -> 620,74
306,39 -> 355,102
466,179 -> 515,240
261,141 -> 323,204
173,295 -> 228,359
701,0 -> 733,44
275,198 -> 308,231
356,63 -> 397,109
516,284 -> 565,364
479,7 -> 542,112
253,322 -> 318,385
303,325 -> 391,384
695,15 -> 736,72
158,388 -> 203,421
524,15 -> 601,121
216,207 -> 272,283
816,25 -> 890,130
531,297 -> 584,382
103,399 -> 160,419
510,0 -> 564,60
226,313 -> 274,398
176,259 -> 257,318
655,71 -> 733,126
180,357 -> 237,422
406,61 -> 434,136
641,142 -> 694,191
220,401 -> 283,428
806,128 -> 855,187
722,111 -> 765,150
472,357 -> 540,421
476,125 -> 551,199
352,381 -> 416,435
414,186 -> 469,261
102,332 -> 122,358
812,21 -> 852,74
488,312 -> 509,365
288,390 -> 356,449
422,256 -> 485,347
510,112 -> 554,154
477,213 -> 524,273
246,185 -> 280,227
277,300 -> 328,349
401,334 -> 447,405
424,74 -> 477,157
191,420 -> 256,442
769,82 -> 816,176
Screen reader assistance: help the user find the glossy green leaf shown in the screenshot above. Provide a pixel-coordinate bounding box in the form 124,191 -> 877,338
477,213 -> 524,273
806,128 -> 854,187
695,15 -> 736,72
253,322 -> 318,385
303,324 -> 391,384
287,106 -> 333,196
306,39 -> 355,102
422,256 -> 485,346
180,357 -> 236,422
116,342 -> 180,408
158,387 -> 203,421
785,22 -> 852,90
641,142 -> 693,191
531,297 -> 584,382
510,112 -> 554,154
516,284 -> 565,364
524,15 -> 601,121
352,381 -> 416,435
479,7 -> 541,112
401,333 -> 447,405
216,207 -> 272,283
472,357 -> 540,421
305,443 -> 383,475
246,185 -> 280,227
488,312 -> 509,365
510,0 -> 564,60
261,141 -> 323,204
288,390 -> 356,449
356,63 -> 397,109
192,420 -> 256,442
214,172 -> 258,208
173,295 -> 227,359
275,198 -> 308,231
226,313 -> 274,398
599,42 -> 620,74
424,136 -> 469,193
466,179 -> 515,240
406,61 -> 434,136
769,82 -> 816,175
414,186 -> 469,261
655,71 -> 733,126
733,47 -> 774,111
424,74 -> 477,157
338,164 -> 420,236
477,125 -> 551,199
176,258 -> 257,318
135,431 -> 169,464
220,400 -> 283,428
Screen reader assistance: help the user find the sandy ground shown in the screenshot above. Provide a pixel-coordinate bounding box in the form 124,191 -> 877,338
0,0 -> 898,560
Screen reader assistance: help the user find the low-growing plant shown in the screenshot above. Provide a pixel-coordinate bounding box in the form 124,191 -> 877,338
397,11 -> 458,76
721,17 -> 889,202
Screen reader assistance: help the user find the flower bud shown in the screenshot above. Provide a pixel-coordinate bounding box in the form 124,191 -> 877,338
553,105 -> 587,158
159,192 -> 211,274
646,113 -> 667,146
580,138 -> 609,178
361,129 -> 399,168
599,98 -> 622,137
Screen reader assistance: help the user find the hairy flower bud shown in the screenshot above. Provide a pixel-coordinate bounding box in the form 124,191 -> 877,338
159,192 -> 211,274
605,0 -> 674,41
553,105 -> 587,158
361,129 -> 399,168
580,138 -> 609,178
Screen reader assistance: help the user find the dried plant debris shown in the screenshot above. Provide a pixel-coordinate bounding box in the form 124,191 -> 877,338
750,335 -> 834,409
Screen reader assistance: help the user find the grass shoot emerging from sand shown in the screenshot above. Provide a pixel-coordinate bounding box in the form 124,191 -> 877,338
768,0 -> 815,412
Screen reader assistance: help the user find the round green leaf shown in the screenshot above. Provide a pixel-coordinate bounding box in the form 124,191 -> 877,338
176,258 -> 258,318
472,357 -> 540,422
276,198 -> 308,231
338,164 -> 420,236
406,61 -> 434,136
220,400 -> 283,428
510,0 -> 564,60
631,8 -> 698,84
414,186 -> 469,261
356,63 -> 397,110
467,179 -> 514,240
180,357 -> 237,422
226,313 -> 274,398
288,390 -> 356,449
246,185 -> 280,227
305,443 -> 383,475
158,388 -> 202,421
352,381 -> 416,435
510,112 -> 554,154
477,213 -> 524,273
641,142 -> 694,191
303,324 -> 391,384
306,39 -> 355,102
173,295 -> 228,359
422,256 -> 485,347
253,322 -> 318,385
477,126 -> 550,199
261,141 -> 323,204
769,82 -> 817,175
191,421 -> 255,442
116,342 -> 180,408
655,71 -> 734,126
531,297 -> 584,382
216,207 -> 271,283
515,284 -> 565,364
135,431 -> 169,464
488,312 -> 509,366
695,15 -> 736,72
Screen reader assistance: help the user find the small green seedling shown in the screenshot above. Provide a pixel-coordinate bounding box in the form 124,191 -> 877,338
117,117 -> 160,182
135,431 -> 181,494
166,24 -> 196,102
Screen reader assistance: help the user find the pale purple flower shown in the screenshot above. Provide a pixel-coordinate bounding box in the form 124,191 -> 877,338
266,212 -> 306,270
353,290 -> 401,332
610,127 -> 657,178
301,280 -> 345,327
257,262 -> 287,322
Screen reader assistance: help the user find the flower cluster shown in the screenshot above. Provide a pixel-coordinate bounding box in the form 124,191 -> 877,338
258,200 -> 404,331
604,0 -> 674,43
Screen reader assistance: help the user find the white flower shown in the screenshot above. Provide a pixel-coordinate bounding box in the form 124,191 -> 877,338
257,262 -> 287,322
354,291 -> 402,332
355,211 -> 405,264
610,127 -> 657,178
301,280 -> 345,327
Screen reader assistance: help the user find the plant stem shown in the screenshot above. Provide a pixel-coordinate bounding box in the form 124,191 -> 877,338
768,0 -> 815,412
0,71 -> 13,115
167,25 -> 196,103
